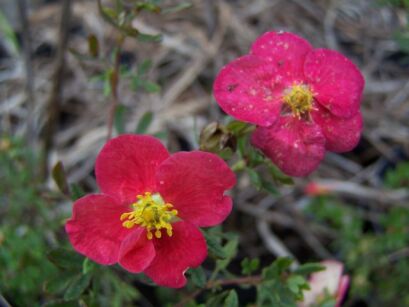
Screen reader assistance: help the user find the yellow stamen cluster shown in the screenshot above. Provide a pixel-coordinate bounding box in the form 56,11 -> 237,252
120,192 -> 178,240
283,84 -> 314,118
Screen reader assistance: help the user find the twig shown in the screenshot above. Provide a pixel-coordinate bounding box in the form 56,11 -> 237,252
41,0 -> 72,178
325,153 -> 363,174
0,294 -> 11,307
0,293 -> 11,307
365,79 -> 408,94
290,206 -> 333,259
257,221 -> 299,269
323,0 -> 338,50
290,0 -> 324,21
386,79 -> 409,110
237,201 -> 337,238
313,179 -> 409,208
161,1 -> 228,108
16,0 -> 35,147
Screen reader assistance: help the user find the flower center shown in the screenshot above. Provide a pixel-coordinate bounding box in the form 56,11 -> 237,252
283,84 -> 314,117
120,192 -> 178,240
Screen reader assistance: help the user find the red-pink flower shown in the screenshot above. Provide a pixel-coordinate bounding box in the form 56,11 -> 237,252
299,260 -> 350,307
214,31 -> 364,176
65,134 -> 236,288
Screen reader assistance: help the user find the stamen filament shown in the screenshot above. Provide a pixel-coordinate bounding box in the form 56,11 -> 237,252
120,192 -> 178,240
283,84 -> 314,118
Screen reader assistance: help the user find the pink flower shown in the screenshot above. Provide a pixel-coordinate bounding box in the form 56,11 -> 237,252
299,260 -> 350,307
213,31 -> 364,176
65,134 -> 236,288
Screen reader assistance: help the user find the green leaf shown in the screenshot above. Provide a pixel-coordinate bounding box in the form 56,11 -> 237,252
47,248 -> 84,270
246,145 -> 265,166
260,178 -> 278,195
226,120 -> 254,136
262,257 -> 293,280
206,291 -> 229,307
114,104 -> 127,134
224,290 -> 239,307
241,257 -> 260,275
257,279 -> 297,307
0,9 -> 19,56
137,33 -> 162,42
100,5 -> 118,20
97,1 -> 121,30
395,30 -> 409,53
52,161 -> 70,196
385,161 -> 409,188
215,236 -> 239,271
135,111 -> 154,134
287,275 -> 308,294
153,131 -> 168,140
88,34 -> 99,58
231,159 -> 246,172
247,168 -> 262,190
268,163 -> 294,185
64,273 -> 92,300
189,266 -> 207,288
217,148 -> 234,160
143,81 -> 161,93
204,231 -> 227,259
44,271 -> 77,294
120,25 -> 139,37
82,258 -> 98,274
162,3 -> 193,14
138,59 -> 153,75
70,183 -> 85,200
135,2 -> 161,13
103,70 -> 112,96
131,76 -> 143,91
294,263 -> 325,276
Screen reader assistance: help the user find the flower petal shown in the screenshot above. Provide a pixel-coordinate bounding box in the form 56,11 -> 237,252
251,117 -> 326,177
311,260 -> 344,294
213,55 -> 283,126
118,228 -> 155,273
95,134 -> 170,204
156,151 -> 236,227
65,194 -> 130,264
251,31 -> 313,82
312,104 -> 363,152
299,260 -> 346,307
144,221 -> 207,288
305,49 -> 364,119
336,275 -> 350,307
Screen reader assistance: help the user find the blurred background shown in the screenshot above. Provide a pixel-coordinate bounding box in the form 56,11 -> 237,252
1,0 -> 409,306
